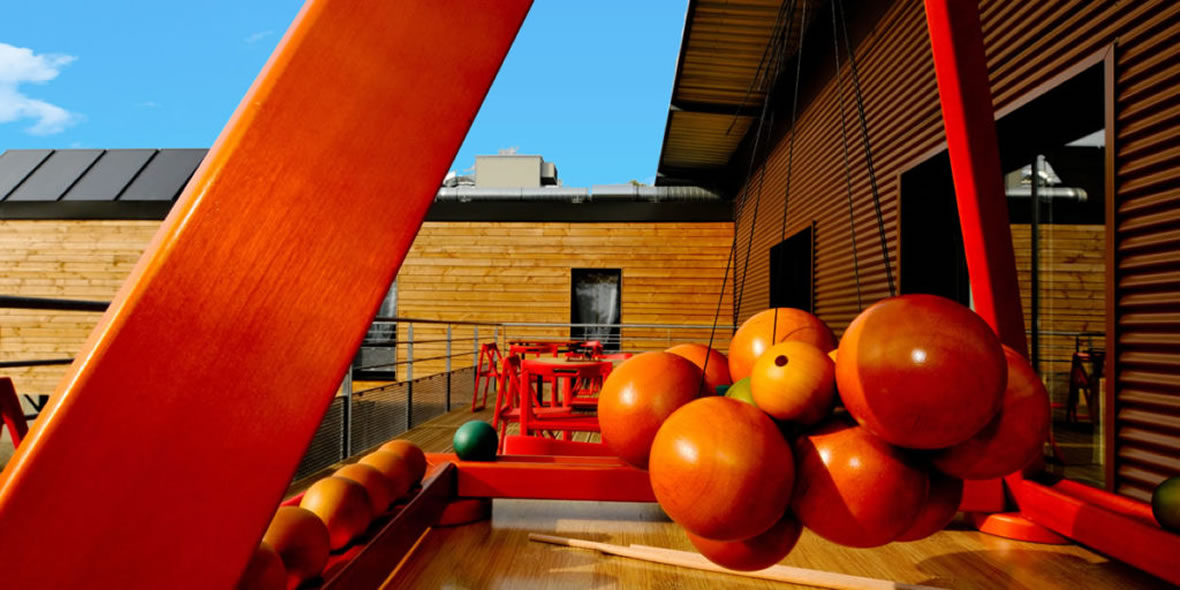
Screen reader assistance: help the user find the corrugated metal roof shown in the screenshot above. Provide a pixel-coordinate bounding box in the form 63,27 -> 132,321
656,0 -> 820,187
0,148 -> 207,203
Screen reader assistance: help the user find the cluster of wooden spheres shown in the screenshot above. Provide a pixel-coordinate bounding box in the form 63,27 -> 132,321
598,293 -> 1052,571
236,439 -> 428,589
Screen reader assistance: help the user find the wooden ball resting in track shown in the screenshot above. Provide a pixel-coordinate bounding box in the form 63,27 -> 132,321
263,506 -> 330,586
334,463 -> 396,514
453,420 -> 498,461
234,541 -> 285,590
299,476 -> 374,550
358,451 -> 414,499
379,439 -> 427,484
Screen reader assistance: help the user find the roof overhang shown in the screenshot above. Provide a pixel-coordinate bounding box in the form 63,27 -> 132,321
656,0 -> 820,189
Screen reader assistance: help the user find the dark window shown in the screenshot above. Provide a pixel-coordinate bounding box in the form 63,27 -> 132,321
769,224 -> 814,312
898,59 -> 1107,489
899,151 -> 971,305
570,269 -> 621,351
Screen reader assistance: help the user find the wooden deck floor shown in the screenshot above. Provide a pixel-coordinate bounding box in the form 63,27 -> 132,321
328,406 -> 1168,590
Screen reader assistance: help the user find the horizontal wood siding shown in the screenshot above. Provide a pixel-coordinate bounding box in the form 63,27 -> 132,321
1011,224 -> 1106,405
733,0 -> 1180,498
397,222 -> 734,376
0,220 -> 158,397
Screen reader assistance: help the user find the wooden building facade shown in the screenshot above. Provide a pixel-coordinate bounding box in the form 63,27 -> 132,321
675,0 -> 1179,500
0,151 -> 733,397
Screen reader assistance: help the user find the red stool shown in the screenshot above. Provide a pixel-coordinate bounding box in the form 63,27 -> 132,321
0,377 -> 29,449
472,342 -> 502,412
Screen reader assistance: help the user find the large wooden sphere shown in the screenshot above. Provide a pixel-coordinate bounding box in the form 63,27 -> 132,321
836,294 -> 1006,449
728,308 -> 836,382
649,396 -> 795,541
598,351 -> 705,469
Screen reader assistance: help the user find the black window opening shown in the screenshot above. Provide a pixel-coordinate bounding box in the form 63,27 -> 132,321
571,269 -> 621,351
898,59 -> 1107,489
769,224 -> 815,312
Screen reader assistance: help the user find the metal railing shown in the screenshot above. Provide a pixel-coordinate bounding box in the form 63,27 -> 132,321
0,296 -> 734,478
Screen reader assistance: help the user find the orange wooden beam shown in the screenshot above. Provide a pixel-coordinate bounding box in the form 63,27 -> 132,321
0,1 -> 530,588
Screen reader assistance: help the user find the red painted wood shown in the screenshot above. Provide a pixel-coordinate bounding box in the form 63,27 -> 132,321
435,453 -> 657,502
0,378 -> 28,448
1015,478 -> 1180,585
0,1 -> 530,588
923,10 -> 1174,584
923,0 -> 1027,355
321,463 -> 454,590
959,478 -> 1005,513
967,512 -> 1069,545
501,434 -> 615,457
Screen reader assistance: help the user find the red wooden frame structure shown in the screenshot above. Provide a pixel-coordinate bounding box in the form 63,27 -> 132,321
0,0 -> 1175,588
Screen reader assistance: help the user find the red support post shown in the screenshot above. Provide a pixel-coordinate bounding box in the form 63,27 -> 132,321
0,2 -> 530,588
923,0 -> 1028,355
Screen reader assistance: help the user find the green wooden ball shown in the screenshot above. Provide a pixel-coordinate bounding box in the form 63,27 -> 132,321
1153,475 -> 1180,532
453,420 -> 498,461
725,377 -> 757,407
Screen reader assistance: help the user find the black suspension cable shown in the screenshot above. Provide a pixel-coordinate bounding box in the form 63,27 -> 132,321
836,0 -> 895,297
831,0 -> 863,310
703,0 -> 797,392
732,0 -> 796,331
772,0 -> 808,345
724,0 -> 798,137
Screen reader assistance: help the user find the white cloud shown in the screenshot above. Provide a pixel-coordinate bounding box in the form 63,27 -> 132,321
0,42 -> 80,135
137,100 -> 159,108
245,30 -> 274,44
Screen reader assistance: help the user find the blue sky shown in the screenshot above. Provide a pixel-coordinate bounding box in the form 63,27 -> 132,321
0,1 -> 688,188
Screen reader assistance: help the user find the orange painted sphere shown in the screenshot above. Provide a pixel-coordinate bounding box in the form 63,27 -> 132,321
685,511 -> 802,571
378,439 -> 427,484
262,506 -> 330,585
234,542 -> 285,590
665,343 -> 732,393
358,451 -> 414,499
933,345 -> 1050,479
895,470 -> 963,542
836,294 -> 1006,449
650,396 -> 795,541
299,476 -> 374,550
335,463 -> 395,515
728,308 -> 836,382
750,341 -> 836,425
598,351 -> 707,469
791,422 -> 928,548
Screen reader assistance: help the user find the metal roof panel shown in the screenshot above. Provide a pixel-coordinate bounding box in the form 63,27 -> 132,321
62,149 -> 157,201
119,149 -> 207,201
6,149 -> 103,201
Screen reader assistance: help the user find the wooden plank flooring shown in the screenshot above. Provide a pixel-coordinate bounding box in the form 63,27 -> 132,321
336,406 -> 1164,589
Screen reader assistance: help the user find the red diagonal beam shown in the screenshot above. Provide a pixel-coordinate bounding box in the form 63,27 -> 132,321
924,0 -> 1027,354
0,1 -> 530,588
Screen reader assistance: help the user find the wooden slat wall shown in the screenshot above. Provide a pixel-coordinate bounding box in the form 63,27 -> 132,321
732,0 -> 1180,498
1011,224 -> 1105,404
396,222 -> 735,377
0,220 -> 158,396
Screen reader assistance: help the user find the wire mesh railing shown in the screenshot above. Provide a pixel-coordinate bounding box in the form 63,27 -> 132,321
1,298 -> 739,479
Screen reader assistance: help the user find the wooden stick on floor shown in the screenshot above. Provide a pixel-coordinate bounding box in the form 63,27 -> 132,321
529,533 -> 943,590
